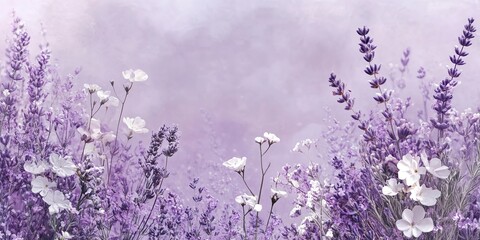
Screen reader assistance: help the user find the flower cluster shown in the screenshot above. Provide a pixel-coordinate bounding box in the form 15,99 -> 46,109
321,17 -> 480,239
5,12 -> 480,240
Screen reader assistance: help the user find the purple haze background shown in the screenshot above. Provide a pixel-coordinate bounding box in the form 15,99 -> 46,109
2,0 -> 480,218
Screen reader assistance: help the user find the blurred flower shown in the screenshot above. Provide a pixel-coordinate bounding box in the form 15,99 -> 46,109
222,157 -> 246,172
104,95 -> 119,108
58,231 -> 73,240
49,153 -> 77,177
255,137 -> 265,144
397,154 -> 426,186
122,69 -> 148,82
235,194 -> 262,211
43,190 -> 73,214
326,229 -> 334,238
292,138 -> 317,153
96,90 -> 110,100
31,176 -> 56,197
97,90 -> 119,107
421,152 -> 450,179
24,160 -> 50,175
396,205 -> 434,238
382,178 -> 403,196
263,132 -> 280,144
271,188 -> 287,199
83,83 -> 101,93
123,116 -> 149,135
409,184 -> 441,206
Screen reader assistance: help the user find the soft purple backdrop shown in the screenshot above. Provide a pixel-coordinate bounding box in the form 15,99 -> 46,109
3,0 -> 480,218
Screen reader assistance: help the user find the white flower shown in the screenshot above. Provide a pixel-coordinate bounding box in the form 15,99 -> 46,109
122,69 -> 148,82
31,176 -> 56,197
235,194 -> 262,211
271,188 -> 287,199
223,157 -> 246,172
89,118 -> 103,140
396,205 -> 434,238
397,154 -> 426,186
325,229 -> 334,238
97,91 -> 119,108
409,184 -> 441,206
3,89 -> 10,96
255,137 -> 265,144
382,178 -> 404,196
102,131 -> 116,143
77,118 -> 102,140
123,117 -> 149,135
43,190 -> 73,214
57,231 -> 73,240
104,96 -> 119,108
263,132 -> 280,144
83,84 -> 101,93
49,153 -> 77,177
421,152 -> 450,179
24,160 -> 50,175
96,90 -> 110,100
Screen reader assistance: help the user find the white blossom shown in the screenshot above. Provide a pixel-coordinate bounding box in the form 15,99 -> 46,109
43,190 -> 73,214
31,176 -> 56,197
409,184 -> 441,206
325,229 -> 334,238
421,152 -> 450,179
122,69 -> 148,82
396,205 -> 434,238
235,194 -> 262,211
382,178 -> 404,196
83,84 -> 101,93
222,157 -> 246,172
397,154 -> 426,186
57,231 -> 73,240
49,153 -> 77,177
263,132 -> 280,144
123,117 -> 149,135
24,160 -> 50,175
254,137 -> 265,144
271,188 -> 287,199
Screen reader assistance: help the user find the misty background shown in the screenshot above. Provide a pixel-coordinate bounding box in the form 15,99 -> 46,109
2,0 -> 480,216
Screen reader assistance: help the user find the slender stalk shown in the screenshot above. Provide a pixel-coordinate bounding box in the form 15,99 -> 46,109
254,144 -> 271,240
263,202 -> 274,233
242,206 -> 247,239
107,82 -> 132,184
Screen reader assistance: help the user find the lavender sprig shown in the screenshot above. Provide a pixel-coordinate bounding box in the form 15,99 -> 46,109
357,26 -> 401,157
328,73 -> 376,144
432,18 -> 476,145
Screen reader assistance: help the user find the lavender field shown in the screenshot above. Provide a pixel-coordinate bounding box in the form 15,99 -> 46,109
2,1 -> 480,239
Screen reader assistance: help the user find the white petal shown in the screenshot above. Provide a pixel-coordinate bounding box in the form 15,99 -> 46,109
382,186 -> 397,196
412,205 -> 426,222
253,204 -> 262,212
416,218 -> 434,232
402,208 -> 413,223
235,195 -> 244,205
402,229 -> 413,238
412,227 -> 423,238
396,219 -> 411,231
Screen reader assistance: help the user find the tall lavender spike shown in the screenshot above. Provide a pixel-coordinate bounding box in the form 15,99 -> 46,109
328,73 -> 377,143
431,18 -> 475,140
356,26 -> 400,156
